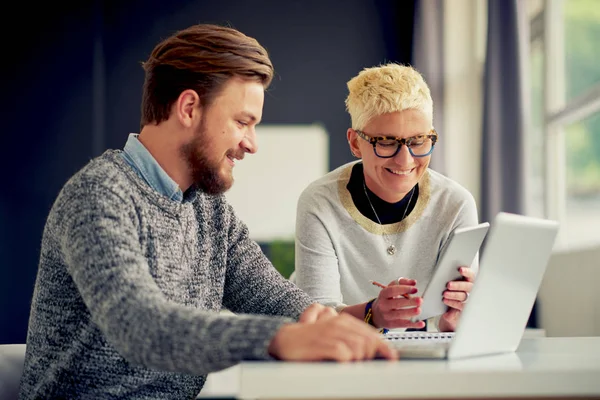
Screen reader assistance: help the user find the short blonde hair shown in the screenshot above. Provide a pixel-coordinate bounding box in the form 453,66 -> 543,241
345,63 -> 433,130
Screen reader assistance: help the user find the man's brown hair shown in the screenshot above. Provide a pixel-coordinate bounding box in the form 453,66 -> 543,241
140,24 -> 274,127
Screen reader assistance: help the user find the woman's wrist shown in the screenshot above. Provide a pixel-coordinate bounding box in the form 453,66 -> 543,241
364,298 -> 377,326
364,298 -> 388,334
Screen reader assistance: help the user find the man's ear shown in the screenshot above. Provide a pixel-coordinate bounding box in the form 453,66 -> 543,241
347,129 -> 362,158
175,89 -> 201,128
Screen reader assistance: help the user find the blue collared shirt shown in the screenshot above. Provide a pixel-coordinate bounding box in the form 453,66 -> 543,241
121,133 -> 184,202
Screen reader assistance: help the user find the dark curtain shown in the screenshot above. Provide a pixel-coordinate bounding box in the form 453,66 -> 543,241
412,0 -> 446,175
481,0 -> 525,222
481,0 -> 536,326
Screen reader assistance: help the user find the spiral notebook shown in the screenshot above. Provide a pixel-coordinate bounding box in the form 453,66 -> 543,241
382,212 -> 559,360
385,332 -> 455,343
383,332 -> 455,359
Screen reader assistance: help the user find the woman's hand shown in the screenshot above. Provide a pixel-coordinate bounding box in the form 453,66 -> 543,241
372,278 -> 425,330
439,267 -> 475,332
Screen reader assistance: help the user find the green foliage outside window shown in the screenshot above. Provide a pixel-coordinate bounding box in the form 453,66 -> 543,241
564,0 -> 600,195
265,240 -> 295,279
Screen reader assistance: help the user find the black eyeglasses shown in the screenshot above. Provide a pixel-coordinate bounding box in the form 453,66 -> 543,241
354,129 -> 438,158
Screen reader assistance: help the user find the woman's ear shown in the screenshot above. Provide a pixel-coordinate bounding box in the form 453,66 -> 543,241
347,129 -> 362,158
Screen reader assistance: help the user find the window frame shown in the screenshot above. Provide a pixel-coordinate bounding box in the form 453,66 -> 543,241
525,0 -> 600,250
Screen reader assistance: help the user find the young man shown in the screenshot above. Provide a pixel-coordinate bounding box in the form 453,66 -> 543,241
19,24 -> 397,399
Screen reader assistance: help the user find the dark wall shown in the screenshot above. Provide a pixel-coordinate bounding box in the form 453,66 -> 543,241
0,0 -> 414,344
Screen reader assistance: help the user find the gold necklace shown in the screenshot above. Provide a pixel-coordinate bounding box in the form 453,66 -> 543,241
362,181 -> 415,256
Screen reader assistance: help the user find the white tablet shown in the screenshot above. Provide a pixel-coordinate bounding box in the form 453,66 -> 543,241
413,222 -> 490,322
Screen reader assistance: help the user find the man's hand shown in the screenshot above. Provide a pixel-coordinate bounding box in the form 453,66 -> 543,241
298,303 -> 337,324
268,313 -> 398,362
439,267 -> 475,332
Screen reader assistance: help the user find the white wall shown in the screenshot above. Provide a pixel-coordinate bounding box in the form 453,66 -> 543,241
225,124 -> 329,242
442,0 -> 599,337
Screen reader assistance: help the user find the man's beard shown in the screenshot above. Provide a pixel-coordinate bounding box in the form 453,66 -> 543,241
181,125 -> 234,195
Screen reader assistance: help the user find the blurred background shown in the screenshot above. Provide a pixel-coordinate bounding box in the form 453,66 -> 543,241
1,0 -> 598,345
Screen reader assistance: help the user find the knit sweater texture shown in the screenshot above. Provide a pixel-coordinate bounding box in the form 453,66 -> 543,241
19,150 -> 312,399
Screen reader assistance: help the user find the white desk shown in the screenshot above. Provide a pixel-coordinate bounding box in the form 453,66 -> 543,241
203,337 -> 600,399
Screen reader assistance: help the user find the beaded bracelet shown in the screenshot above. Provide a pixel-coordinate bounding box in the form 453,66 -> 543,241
364,298 -> 388,334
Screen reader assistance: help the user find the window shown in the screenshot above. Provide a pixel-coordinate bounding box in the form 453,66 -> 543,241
564,1 -> 600,101
529,37 -> 546,219
564,112 -> 600,248
526,0 -> 600,250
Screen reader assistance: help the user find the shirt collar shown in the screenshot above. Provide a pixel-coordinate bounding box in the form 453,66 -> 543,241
121,133 -> 184,202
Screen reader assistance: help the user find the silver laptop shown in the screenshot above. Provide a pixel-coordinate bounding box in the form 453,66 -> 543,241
384,212 -> 559,360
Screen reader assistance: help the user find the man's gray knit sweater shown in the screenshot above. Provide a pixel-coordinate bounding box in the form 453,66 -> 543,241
19,150 -> 313,399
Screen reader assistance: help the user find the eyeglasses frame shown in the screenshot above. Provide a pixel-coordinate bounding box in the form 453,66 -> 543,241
354,128 -> 439,158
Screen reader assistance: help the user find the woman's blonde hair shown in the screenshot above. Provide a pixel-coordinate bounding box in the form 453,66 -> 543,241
345,63 -> 433,130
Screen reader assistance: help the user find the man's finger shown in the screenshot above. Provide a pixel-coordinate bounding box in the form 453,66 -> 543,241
322,341 -> 354,362
342,332 -> 373,361
375,340 -> 399,360
299,303 -> 324,323
327,321 -> 382,361
317,306 -> 338,321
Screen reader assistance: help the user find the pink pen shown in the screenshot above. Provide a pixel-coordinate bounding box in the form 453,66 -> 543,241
369,280 -> 411,299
